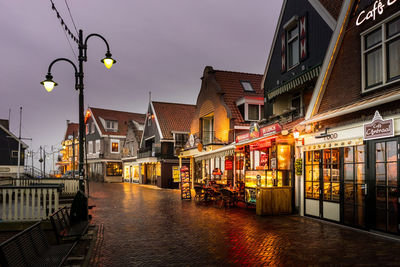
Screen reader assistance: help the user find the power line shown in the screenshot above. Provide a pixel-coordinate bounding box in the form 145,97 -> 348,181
64,0 -> 79,35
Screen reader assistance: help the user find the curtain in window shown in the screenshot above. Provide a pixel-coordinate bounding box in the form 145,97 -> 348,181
388,38 -> 400,80
366,48 -> 382,87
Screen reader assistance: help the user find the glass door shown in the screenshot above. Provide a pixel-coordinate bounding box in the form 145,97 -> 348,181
371,139 -> 399,234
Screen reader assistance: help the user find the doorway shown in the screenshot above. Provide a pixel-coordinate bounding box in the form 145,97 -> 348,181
369,138 -> 399,234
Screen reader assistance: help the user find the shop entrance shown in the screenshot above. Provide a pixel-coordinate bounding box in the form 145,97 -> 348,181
146,164 -> 157,185
369,138 -> 399,234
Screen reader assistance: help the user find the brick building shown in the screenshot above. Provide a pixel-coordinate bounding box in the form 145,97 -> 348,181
300,0 -> 400,235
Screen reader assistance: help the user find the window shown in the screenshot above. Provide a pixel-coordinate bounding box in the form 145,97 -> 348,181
201,116 -> 214,145
148,115 -> 152,126
305,150 -> 320,199
248,104 -> 259,120
175,133 -> 188,148
105,120 -> 118,131
88,141 -> 93,154
11,150 -> 18,158
287,24 -> 299,68
238,104 -> 245,120
96,140 -> 101,153
91,122 -> 95,134
362,14 -> 400,92
241,81 -> 254,92
106,162 -> 122,176
291,93 -> 302,118
86,124 -> 89,135
322,149 -> 340,202
111,139 -> 119,153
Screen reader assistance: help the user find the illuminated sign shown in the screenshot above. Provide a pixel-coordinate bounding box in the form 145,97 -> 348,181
236,133 -> 250,143
356,0 -> 397,26
363,111 -> 394,140
260,123 -> 282,137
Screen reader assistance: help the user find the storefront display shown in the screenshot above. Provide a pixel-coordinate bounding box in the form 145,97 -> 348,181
180,166 -> 191,200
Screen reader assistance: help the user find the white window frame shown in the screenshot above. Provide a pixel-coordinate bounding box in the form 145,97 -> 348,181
361,11 -> 400,93
91,122 -> 95,134
236,97 -> 264,122
88,141 -> 93,154
96,140 -> 101,153
285,17 -> 300,70
105,120 -> 118,132
110,139 -> 120,154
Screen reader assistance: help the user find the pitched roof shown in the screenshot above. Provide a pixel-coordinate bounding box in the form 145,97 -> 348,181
0,124 -> 28,149
64,122 -> 79,140
152,101 -> 196,139
89,107 -> 146,136
214,69 -> 263,126
318,0 -> 344,20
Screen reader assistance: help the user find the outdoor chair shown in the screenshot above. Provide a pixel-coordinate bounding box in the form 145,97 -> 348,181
220,188 -> 236,208
194,186 -> 206,202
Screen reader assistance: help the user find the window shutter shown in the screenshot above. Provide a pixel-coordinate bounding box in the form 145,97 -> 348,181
300,15 -> 307,61
281,33 -> 286,72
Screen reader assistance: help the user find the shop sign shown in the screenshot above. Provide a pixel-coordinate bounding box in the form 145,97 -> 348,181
356,0 -> 397,26
249,122 -> 260,139
260,123 -> 282,137
236,133 -> 250,143
364,111 -> 394,140
225,159 -> 233,170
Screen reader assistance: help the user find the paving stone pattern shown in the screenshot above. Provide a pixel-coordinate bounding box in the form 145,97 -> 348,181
89,182 -> 400,266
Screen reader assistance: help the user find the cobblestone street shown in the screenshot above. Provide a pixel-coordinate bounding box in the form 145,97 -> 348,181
89,182 -> 400,266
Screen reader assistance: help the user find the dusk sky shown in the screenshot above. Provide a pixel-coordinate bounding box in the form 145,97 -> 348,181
0,0 -> 283,170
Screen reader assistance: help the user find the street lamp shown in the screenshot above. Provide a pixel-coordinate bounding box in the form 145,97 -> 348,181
41,29 -> 116,192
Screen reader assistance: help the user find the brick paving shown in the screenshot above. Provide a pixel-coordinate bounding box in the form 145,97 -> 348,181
88,182 -> 400,266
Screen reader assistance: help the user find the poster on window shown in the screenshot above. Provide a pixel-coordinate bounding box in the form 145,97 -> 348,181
172,166 -> 180,183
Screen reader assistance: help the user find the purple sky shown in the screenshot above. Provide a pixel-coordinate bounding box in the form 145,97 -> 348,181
0,0 -> 283,170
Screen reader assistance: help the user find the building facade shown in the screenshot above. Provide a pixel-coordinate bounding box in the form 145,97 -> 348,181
85,107 -> 145,183
300,0 -> 400,235
138,101 -> 195,188
57,121 -> 79,176
121,120 -> 144,183
0,119 -> 27,179
180,66 -> 263,189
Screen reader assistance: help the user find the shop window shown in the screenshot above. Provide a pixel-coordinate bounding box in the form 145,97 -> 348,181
322,149 -> 340,202
305,150 -> 320,199
106,162 -> 122,176
362,14 -> 400,92
277,145 -> 291,170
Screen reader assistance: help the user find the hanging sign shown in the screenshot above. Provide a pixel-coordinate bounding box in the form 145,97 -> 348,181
363,111 -> 394,140
236,133 -> 250,143
356,0 -> 398,26
225,159 -> 233,170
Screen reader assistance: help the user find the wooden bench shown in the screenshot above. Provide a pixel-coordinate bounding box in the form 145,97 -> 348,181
50,206 -> 90,244
0,221 -> 76,267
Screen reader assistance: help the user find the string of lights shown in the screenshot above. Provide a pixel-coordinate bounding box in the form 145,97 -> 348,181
64,0 -> 79,35
49,0 -> 78,44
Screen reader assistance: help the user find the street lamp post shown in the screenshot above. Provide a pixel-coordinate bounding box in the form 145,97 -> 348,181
41,29 -> 116,192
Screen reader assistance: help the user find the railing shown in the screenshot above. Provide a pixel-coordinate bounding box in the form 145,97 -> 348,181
23,166 -> 49,178
0,185 -> 61,221
11,178 -> 80,196
268,106 -> 305,124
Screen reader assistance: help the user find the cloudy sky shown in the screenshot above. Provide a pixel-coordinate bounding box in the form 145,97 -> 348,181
0,0 -> 283,170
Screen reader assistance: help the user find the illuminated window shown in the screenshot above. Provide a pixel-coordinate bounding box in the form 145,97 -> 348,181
362,14 -> 400,92
106,162 -> 122,176
111,139 -> 119,153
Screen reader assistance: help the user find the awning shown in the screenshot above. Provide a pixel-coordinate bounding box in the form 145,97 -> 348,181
303,138 -> 364,151
194,144 -> 235,162
267,65 -> 321,100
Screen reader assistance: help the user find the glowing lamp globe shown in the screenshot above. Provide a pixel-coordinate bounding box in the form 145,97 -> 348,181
101,52 -> 116,69
40,74 -> 58,92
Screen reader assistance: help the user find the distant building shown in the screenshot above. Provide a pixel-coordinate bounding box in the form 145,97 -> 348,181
57,121 -> 79,176
85,107 -> 145,183
121,119 -> 144,183
138,101 -> 196,188
0,119 -> 28,179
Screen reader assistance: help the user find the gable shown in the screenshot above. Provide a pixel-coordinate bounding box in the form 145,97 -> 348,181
263,0 -> 341,97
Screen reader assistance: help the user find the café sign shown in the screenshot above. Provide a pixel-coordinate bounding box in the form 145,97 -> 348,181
356,0 -> 398,26
363,111 -> 394,140
235,123 -> 282,143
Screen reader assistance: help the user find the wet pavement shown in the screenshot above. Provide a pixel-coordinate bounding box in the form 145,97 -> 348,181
88,182 -> 400,266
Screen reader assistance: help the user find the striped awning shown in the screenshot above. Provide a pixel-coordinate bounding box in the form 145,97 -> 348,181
194,144 -> 235,162
267,65 -> 321,100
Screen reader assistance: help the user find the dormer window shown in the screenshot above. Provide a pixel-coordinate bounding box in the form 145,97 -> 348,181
241,81 -> 254,92
236,97 -> 264,122
105,120 -> 118,132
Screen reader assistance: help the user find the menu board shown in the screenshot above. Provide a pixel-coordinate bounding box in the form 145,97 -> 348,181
180,166 -> 191,200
